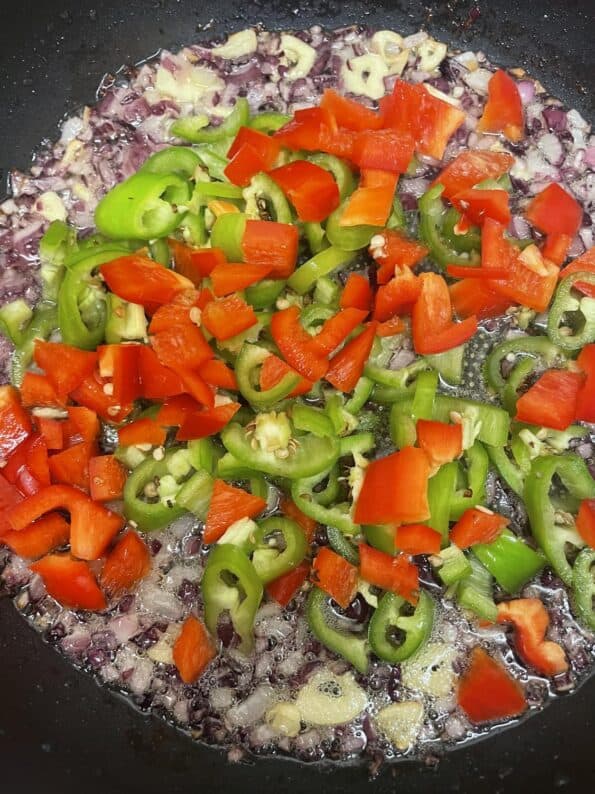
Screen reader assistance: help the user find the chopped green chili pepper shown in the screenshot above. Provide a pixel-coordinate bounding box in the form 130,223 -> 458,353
473,529 -> 545,593
176,469 -> 214,520
172,98 -> 250,143
245,278 -> 286,309
325,201 -> 379,251
547,271 -> 595,351
187,437 -> 218,475
39,220 -> 77,301
369,590 -> 434,664
313,276 -> 340,307
149,237 -> 171,267
411,369 -> 438,422
217,452 -> 258,481
104,294 -> 148,344
236,344 -> 300,409
363,524 -> 397,556
306,586 -> 369,673
418,185 -> 480,268
425,345 -> 465,386
307,153 -> 356,201
486,445 -> 525,496
450,442 -> 489,520
386,195 -> 406,231
194,147 -> 229,181
426,462 -> 459,541
244,173 -> 293,224
210,212 -> 247,261
300,304 -> 335,333
95,172 -> 190,240
325,392 -> 358,436
455,554 -> 498,622
326,526 -> 360,565
201,543 -> 263,654
287,246 -> 355,295
572,548 -> 595,630
249,112 -> 291,133
524,454 -> 595,585
291,469 -> 356,535
139,146 -> 201,178
10,303 -> 58,386
435,544 -> 473,586
338,432 -> 375,458
0,300 -> 32,346
194,180 -> 244,201
304,221 -> 328,255
389,402 -> 416,449
292,403 -> 335,437
344,376 -> 374,414
251,517 -> 308,584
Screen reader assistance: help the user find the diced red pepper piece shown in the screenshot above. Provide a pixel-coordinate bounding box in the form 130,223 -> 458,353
432,150 -> 515,201
48,442 -> 93,492
100,255 -> 193,310
358,543 -> 419,604
449,278 -> 512,320
308,308 -> 368,357
395,524 -> 442,556
228,125 -> 281,164
559,247 -> 595,280
321,89 -> 383,131
412,273 -> 478,354
100,531 -> 151,596
176,402 -> 241,441
576,499 -> 595,549
198,359 -> 238,391
36,417 -> 64,451
446,265 -> 509,280
156,394 -> 201,427
266,561 -> 310,607
0,512 -> 70,559
497,598 -> 568,676
20,372 -> 66,408
416,419 -> 463,469
575,344 -> 595,423
241,220 -> 299,279
325,322 -> 378,393
224,143 -> 269,187
477,70 -> 524,142
173,368 -> 215,410
574,280 -> 595,298
269,160 -> 340,223
311,547 -> 358,609
259,354 -> 313,398
70,373 -> 133,423
515,369 -> 584,431
33,341 -> 98,396
31,554 -> 106,611
377,316 -> 406,337
270,306 -> 329,382
0,472 -> 24,533
62,406 -> 100,448
89,455 -> 127,502
374,267 -> 421,321
542,232 -> 572,266
340,274 -> 372,312
97,343 -> 142,406
168,239 -> 227,282
339,170 -> 397,228
150,322 -> 213,370
370,230 -> 429,285
274,106 -> 337,154
526,183 -> 583,238
117,417 -> 167,448
458,647 -> 527,724
451,188 -> 511,226
450,507 -> 508,549
352,129 -> 415,173
4,435 -> 50,496
173,615 -> 216,684
203,480 -> 266,544
210,262 -> 272,296
201,295 -> 258,341
354,447 -> 431,525
137,345 -> 186,400
279,495 -> 317,543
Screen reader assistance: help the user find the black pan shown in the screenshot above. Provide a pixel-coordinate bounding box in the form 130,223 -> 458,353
1,1 -> 593,791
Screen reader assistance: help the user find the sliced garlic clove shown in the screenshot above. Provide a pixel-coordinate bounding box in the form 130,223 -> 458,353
280,34 -> 317,81
212,29 -> 258,60
296,669 -> 368,726
341,53 -> 389,101
375,701 -> 425,751
401,642 -> 457,698
416,39 -> 448,73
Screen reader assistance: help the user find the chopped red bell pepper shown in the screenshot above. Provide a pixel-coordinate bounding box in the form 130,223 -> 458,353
321,89 -> 383,131
4,434 -> 50,496
97,343 -> 142,406
210,262 -> 272,296
369,230 -> 428,285
340,273 -> 372,312
542,232 -> 573,266
339,169 -> 397,228
358,543 -> 419,604
559,246 -> 595,280
416,419 -> 463,468
432,150 -> 515,201
175,401 -> 241,441
477,69 -> 524,142
497,598 -> 568,676
515,368 -> 584,431
100,255 -> 193,310
117,417 -> 167,448
0,473 -> 23,534
574,280 -> 595,298
89,455 -> 127,502
279,494 -> 317,543
33,340 -> 98,396
377,316 -> 406,337
449,278 -> 512,320
201,294 -> 258,341
198,359 -> 238,391
173,368 -> 215,409
311,546 -> 358,609
224,143 -> 269,187
31,554 -> 106,611
148,300 -> 194,334
228,125 -> 281,165
241,219 -> 299,279
576,499 -> 595,549
458,646 -> 527,724
354,447 -> 431,525
168,238 -> 227,282
451,188 -> 511,226
48,442 -> 93,492
137,345 -> 186,400
150,321 -> 213,370
325,322 -> 377,393
203,480 -> 266,544
525,183 -> 582,238
173,615 -> 216,684
307,307 -> 368,357
450,507 -> 508,549
274,106 -> 337,154
395,524 -> 442,556
269,160 -> 340,223
259,354 -> 313,397
156,394 -> 201,427
352,129 -> 414,173
575,344 -> 595,423
270,306 -> 329,382
20,372 -> 66,409
100,531 -> 151,596
0,512 -> 70,560
266,561 -> 310,607
446,265 -> 509,280
36,417 -> 64,451
373,267 -> 421,321
412,273 -> 478,354
70,372 -> 133,423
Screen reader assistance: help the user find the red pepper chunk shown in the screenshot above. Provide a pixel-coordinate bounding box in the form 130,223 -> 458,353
320,89 -> 383,131
101,531 -> 151,596
151,322 -> 213,371
450,507 -> 508,549
542,232 -> 573,266
20,372 -> 66,409
270,307 -> 329,382
259,354 -> 313,398
560,247 -> 595,280
241,220 -> 299,279
168,239 -> 227,282
62,406 -> 100,448
203,480 -> 266,544
89,455 -> 127,502
525,183 -> 582,238
311,547 -> 358,609
458,647 -> 527,724
173,615 -> 216,684
325,322 -> 377,393
352,129 -> 414,174
266,561 -> 310,607
369,230 -> 428,285
31,554 -> 106,611
198,359 -> 238,391
201,295 -> 257,341
4,435 -> 50,496
497,598 -> 568,676
176,402 -> 241,441
412,273 -> 478,355
355,447 -> 431,525
0,512 -> 70,560
575,345 -> 595,423
377,317 -> 406,337
477,69 -> 524,142
33,341 -> 98,396
210,262 -> 272,297
515,369 -> 584,431
100,255 -> 193,310
432,150 -> 515,201
395,524 -> 442,556
48,442 -> 94,493
36,417 -> 64,451
359,544 -> 419,604
340,274 -> 372,312
451,188 -> 511,226
269,161 -> 340,223
70,373 -> 133,424
416,419 -> 463,469
97,344 -> 142,406
374,267 -> 421,321
228,126 -> 281,165
449,278 -> 512,320
308,308 -> 368,357
118,417 -> 167,448
576,499 -> 595,549
137,346 -> 186,400
224,143 -> 270,188
339,170 -> 397,228
279,495 -> 317,543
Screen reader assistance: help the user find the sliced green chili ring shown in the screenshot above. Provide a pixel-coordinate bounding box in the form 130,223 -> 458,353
572,549 -> 595,630
39,220 -> 78,267
411,369 -> 438,422
287,246 -> 355,295
547,271 -> 595,351
363,524 -> 397,556
10,303 -> 58,386
326,526 -> 360,565
365,357 -> 432,391
194,146 -> 229,181
250,517 -> 308,584
325,201 -> 379,251
442,207 -> 481,254
304,221 -> 328,255
194,181 -> 244,201
344,377 -> 374,414
369,590 -> 434,664
450,442 -> 489,520
313,276 -> 340,307
474,529 -> 545,593
386,195 -> 406,231
419,184 -> 480,268
291,471 -> 356,535
105,294 -> 148,344
172,98 -> 250,143
455,554 -> 497,622
245,279 -> 286,309
176,469 -> 214,520
524,454 -> 595,585
123,452 -> 190,531
235,343 -> 300,409
201,543 -> 263,654
300,304 -> 335,333
249,112 -> 291,134
425,345 -> 465,386
389,402 -> 417,449
292,404 -> 335,437
95,172 -> 189,240
187,437 -> 218,475
0,300 -> 32,346
244,173 -> 293,224
217,452 -> 258,481
307,153 -> 356,201
486,445 -> 525,497
210,212 -> 247,261
306,587 -> 369,673
149,237 -> 171,267
303,464 -> 342,508
435,544 -> 472,586
179,210 -> 208,246
426,461 -> 458,542
339,432 -> 375,458
139,146 -> 201,178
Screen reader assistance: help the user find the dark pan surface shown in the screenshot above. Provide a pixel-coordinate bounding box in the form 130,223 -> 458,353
0,1 -> 594,792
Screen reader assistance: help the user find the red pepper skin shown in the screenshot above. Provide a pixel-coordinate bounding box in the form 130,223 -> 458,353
70,373 -> 133,424
352,129 -> 414,174
525,183 -> 583,238
412,273 -> 478,355
224,143 -> 270,187
151,322 -> 213,371
210,263 -> 272,297
497,598 -> 568,676
48,441 -> 94,493
228,126 -> 281,164
201,295 -> 258,341
560,247 -> 595,280
339,170 -> 397,227
395,524 -> 442,555
62,407 -> 100,449
173,615 -> 216,684
370,230 -> 428,285
311,547 -> 358,609
0,512 -> 70,559
4,434 -> 51,496
33,341 -> 98,396
458,646 -> 527,724
97,344 -> 142,406
156,394 -> 201,427
576,499 -> 595,549
137,346 -> 186,400
31,554 -> 106,611
575,345 -> 595,423
542,232 -> 572,265
241,220 -> 299,279
266,561 -> 310,607
175,402 -> 241,441
451,188 -> 511,226
36,417 -> 64,451
270,307 -> 329,382
377,317 -> 406,337
340,274 -> 372,312
198,359 -> 238,391
477,69 -> 524,142
89,455 -> 128,502
449,507 -> 508,549
279,495 -> 317,543
308,308 -> 368,357
117,417 -> 167,448
358,543 -> 419,604
269,161 -> 340,222
259,354 -> 313,398
0,386 -> 32,460
0,473 -> 24,534
325,322 -> 378,393
416,420 -> 463,468
168,239 -> 227,282
100,255 -> 193,310
101,531 -> 151,596
321,89 -> 383,131
432,150 -> 515,201
203,480 -> 266,544
449,278 -> 512,320
374,267 -> 421,321
20,372 -> 66,409
515,369 -> 584,431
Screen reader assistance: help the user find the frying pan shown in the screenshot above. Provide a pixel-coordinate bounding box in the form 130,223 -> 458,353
0,1 -> 593,791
